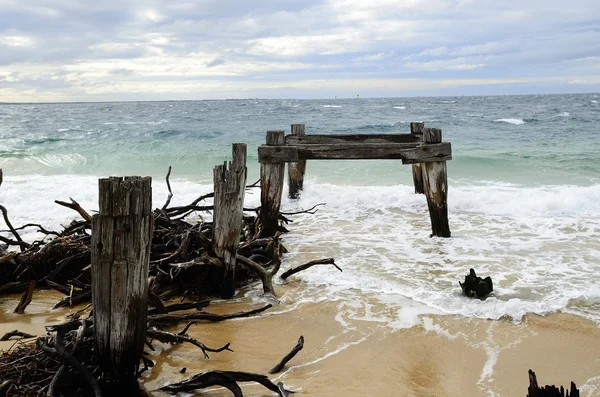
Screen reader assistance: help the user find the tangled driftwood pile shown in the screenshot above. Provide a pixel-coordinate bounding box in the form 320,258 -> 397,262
0,169 -> 339,396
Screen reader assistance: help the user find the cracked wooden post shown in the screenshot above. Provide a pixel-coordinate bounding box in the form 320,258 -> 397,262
91,176 -> 153,393
422,128 -> 451,237
260,130 -> 285,237
288,124 -> 306,199
410,122 -> 425,194
213,143 -> 247,297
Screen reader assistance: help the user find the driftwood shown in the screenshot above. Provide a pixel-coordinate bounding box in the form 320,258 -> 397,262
148,304 -> 273,326
54,198 -> 93,223
459,268 -> 493,299
0,330 -> 35,341
147,328 -> 232,359
13,280 -> 35,314
158,370 -> 290,396
281,258 -> 342,280
269,335 -> 304,374
0,165 -> 333,396
527,369 -> 580,397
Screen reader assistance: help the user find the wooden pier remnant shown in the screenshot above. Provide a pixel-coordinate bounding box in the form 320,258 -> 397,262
213,143 -> 248,297
260,131 -> 286,237
410,122 -> 425,194
421,128 -> 451,237
258,123 -> 452,237
288,124 -> 307,199
91,176 -> 153,392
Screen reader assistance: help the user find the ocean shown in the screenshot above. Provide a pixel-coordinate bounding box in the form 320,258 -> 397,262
1,93 -> 600,327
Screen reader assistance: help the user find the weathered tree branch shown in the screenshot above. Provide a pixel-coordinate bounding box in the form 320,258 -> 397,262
281,258 -> 342,280
0,330 -> 35,341
14,280 -> 35,314
162,165 -> 173,210
269,335 -> 304,374
147,328 -> 232,359
54,198 -> 92,223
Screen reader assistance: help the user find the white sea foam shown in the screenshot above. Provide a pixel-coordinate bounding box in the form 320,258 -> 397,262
592,100 -> 598,104
393,106 -> 406,110
322,105 -> 342,108
493,118 -> 525,125
280,181 -> 600,324
2,174 -> 600,326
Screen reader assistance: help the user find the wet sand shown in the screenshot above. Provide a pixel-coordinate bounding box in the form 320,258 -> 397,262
2,290 -> 600,396
141,299 -> 600,397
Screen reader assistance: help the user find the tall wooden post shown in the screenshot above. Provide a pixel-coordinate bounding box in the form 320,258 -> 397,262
411,122 -> 425,194
213,143 -> 247,297
288,124 -> 306,199
91,176 -> 153,392
260,130 -> 285,237
422,128 -> 451,237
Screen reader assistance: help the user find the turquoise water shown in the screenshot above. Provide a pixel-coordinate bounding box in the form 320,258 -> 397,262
1,94 -> 600,324
2,94 -> 599,184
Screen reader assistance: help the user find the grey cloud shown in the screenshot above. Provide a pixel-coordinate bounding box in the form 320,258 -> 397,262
206,59 -> 226,68
1,0 -> 599,100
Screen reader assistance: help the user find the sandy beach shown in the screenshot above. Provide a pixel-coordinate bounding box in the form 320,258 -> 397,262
2,288 -> 599,396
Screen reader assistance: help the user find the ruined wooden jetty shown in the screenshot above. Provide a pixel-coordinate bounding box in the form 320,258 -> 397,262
258,122 -> 452,237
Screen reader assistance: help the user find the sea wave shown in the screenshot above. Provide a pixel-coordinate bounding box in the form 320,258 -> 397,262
493,118 -> 525,125
323,105 -> 342,108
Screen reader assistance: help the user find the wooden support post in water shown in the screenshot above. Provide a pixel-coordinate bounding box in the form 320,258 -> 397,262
422,128 -> 451,237
260,130 -> 285,237
91,176 -> 153,392
213,143 -> 247,297
410,122 -> 425,194
288,124 -> 306,199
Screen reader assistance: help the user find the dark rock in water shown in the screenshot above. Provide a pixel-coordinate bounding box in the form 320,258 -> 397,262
459,268 -> 493,299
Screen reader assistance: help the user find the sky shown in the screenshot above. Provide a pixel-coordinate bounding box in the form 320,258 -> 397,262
0,0 -> 599,101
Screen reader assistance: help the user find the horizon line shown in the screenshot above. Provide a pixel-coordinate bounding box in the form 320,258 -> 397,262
0,91 -> 598,105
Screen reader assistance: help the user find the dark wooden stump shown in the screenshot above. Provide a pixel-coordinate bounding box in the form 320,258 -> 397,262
91,176 -> 153,393
260,131 -> 285,237
288,124 -> 306,199
527,369 -> 580,397
422,128 -> 451,237
213,143 -> 247,297
410,122 -> 425,194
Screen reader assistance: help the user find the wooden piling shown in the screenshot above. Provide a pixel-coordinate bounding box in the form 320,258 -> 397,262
91,176 -> 153,392
422,128 -> 451,237
213,143 -> 247,297
288,124 -> 306,199
410,122 -> 425,194
260,130 -> 285,237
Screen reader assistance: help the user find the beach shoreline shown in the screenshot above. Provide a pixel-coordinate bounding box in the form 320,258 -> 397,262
3,290 -> 599,396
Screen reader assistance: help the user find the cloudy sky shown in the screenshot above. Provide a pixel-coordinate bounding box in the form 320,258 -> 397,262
1,0 -> 599,101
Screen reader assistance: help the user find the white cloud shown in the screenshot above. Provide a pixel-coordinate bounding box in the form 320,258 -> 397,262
0,0 -> 598,100
0,34 -> 35,47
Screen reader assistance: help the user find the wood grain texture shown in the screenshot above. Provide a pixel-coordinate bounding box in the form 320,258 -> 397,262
285,133 -> 421,145
260,131 -> 285,237
213,143 -> 247,297
422,161 -> 451,237
410,122 -> 425,194
91,176 -> 153,391
288,124 -> 306,199
257,146 -> 298,163
258,142 -> 450,162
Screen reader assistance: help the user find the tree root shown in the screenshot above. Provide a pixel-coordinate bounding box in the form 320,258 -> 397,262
158,370 -> 290,396
0,330 -> 35,341
281,258 -> 342,280
269,335 -> 304,374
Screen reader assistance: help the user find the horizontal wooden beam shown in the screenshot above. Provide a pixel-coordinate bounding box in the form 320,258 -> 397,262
258,146 -> 298,163
258,142 -> 451,163
285,134 -> 422,145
